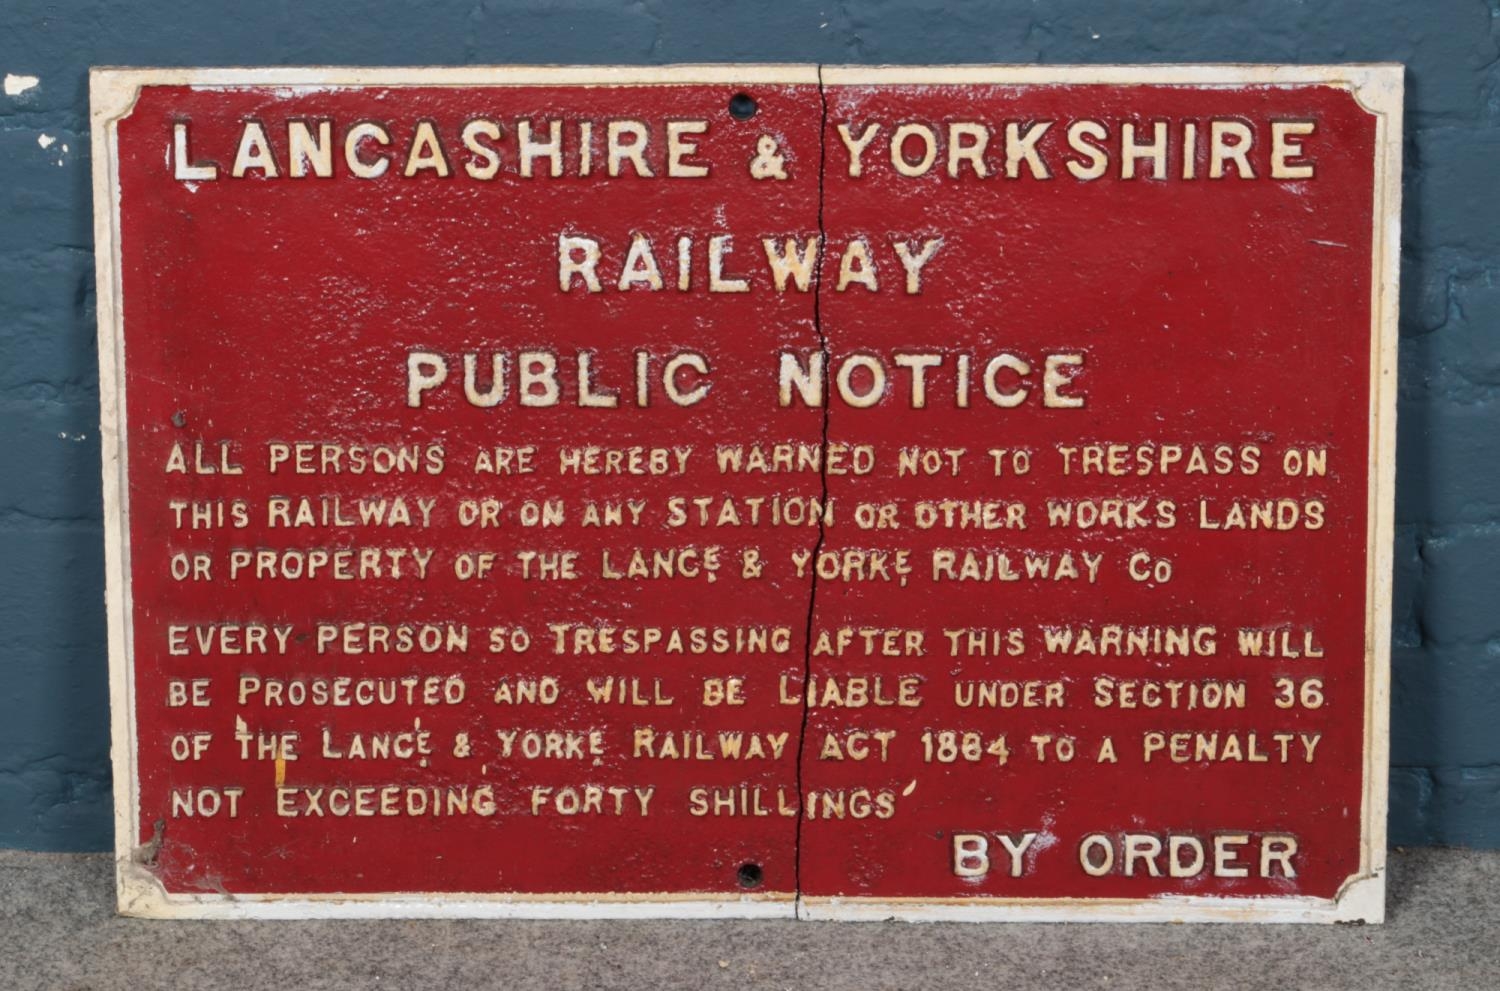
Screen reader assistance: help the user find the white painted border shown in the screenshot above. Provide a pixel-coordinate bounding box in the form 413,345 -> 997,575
92,64 -> 1401,922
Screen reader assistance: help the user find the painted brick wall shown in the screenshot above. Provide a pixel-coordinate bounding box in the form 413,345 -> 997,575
1,0 -> 1495,851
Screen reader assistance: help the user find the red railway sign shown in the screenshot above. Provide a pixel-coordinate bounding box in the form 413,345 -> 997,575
92,65 -> 1401,921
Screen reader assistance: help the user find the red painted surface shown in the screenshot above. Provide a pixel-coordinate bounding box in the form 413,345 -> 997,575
114,80 -> 1377,904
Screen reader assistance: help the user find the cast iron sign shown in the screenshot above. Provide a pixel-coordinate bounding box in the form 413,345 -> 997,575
92,65 -> 1401,922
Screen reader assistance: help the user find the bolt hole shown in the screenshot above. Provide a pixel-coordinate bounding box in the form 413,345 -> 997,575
728,93 -> 758,120
736,862 -> 764,889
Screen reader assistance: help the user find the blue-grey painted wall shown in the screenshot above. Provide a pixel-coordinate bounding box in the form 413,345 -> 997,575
1,0 -> 1495,850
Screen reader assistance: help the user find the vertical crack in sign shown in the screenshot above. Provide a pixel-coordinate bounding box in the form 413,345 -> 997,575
793,65 -> 832,920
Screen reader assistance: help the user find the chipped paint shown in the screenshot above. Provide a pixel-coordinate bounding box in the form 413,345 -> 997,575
4,73 -> 39,96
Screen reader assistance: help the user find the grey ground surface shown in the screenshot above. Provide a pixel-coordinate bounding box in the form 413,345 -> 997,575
0,847 -> 1494,991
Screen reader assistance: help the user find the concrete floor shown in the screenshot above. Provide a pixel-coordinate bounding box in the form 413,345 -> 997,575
0,848 -> 1494,990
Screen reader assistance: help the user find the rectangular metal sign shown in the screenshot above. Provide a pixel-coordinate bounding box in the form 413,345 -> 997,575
92,65 -> 1401,922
